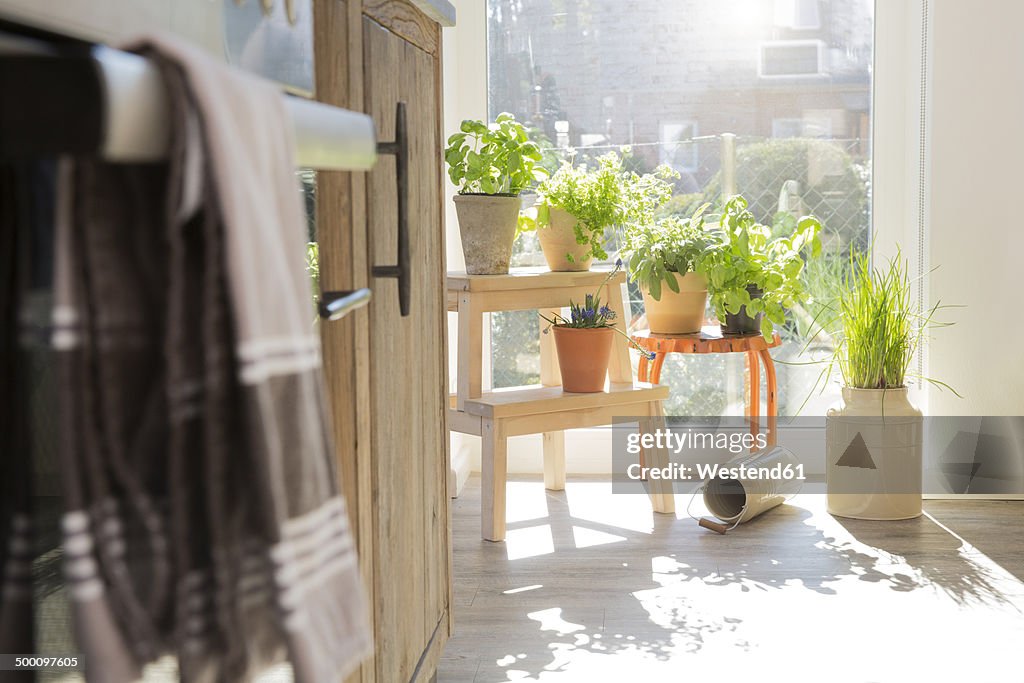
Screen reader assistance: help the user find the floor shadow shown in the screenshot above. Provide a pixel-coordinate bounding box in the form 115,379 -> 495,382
442,478 -> 1024,682
834,509 -> 1023,607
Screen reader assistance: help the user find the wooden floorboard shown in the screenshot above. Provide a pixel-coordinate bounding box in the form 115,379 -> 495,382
439,476 -> 1024,682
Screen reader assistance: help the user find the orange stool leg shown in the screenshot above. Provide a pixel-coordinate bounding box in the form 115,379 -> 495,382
746,350 -> 760,451
649,352 -> 667,384
638,353 -> 650,383
758,347 -> 778,446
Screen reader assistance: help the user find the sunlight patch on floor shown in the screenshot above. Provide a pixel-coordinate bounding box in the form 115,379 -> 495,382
563,481 -> 658,533
526,608 -> 587,636
505,524 -> 555,560
571,525 -> 627,549
506,481 -> 551,524
491,496 -> 1024,682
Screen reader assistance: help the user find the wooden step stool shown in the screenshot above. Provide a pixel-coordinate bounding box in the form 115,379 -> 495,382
447,267 -> 676,542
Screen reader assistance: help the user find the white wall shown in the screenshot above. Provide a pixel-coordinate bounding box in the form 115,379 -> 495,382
926,0 -> 1024,416
443,0 -> 487,492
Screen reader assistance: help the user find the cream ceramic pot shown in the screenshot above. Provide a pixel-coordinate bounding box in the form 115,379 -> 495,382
640,272 -> 708,334
537,207 -> 594,272
826,387 -> 923,520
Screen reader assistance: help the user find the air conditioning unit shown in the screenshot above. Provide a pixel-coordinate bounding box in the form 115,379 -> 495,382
759,40 -> 826,78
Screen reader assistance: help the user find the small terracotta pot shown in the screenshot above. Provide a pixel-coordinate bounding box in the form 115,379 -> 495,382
552,325 -> 613,393
641,272 -> 708,334
537,207 -> 594,272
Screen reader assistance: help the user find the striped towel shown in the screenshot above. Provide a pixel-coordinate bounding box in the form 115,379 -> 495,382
50,33 -> 372,683
0,162 -> 35,683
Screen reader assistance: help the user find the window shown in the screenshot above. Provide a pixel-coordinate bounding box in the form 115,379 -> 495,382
659,121 -> 700,174
759,40 -> 826,78
772,116 -> 832,138
486,0 -> 873,416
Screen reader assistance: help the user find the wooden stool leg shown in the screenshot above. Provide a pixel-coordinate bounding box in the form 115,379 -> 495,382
746,350 -> 760,451
759,348 -> 778,446
539,307 -> 567,491
745,350 -> 760,417
481,419 -> 508,542
638,354 -> 650,383
641,401 -> 675,515
457,294 -> 483,411
606,280 -> 634,384
649,352 -> 667,385
543,431 -> 566,491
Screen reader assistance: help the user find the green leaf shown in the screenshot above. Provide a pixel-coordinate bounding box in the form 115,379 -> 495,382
649,277 -> 662,301
664,270 -> 679,294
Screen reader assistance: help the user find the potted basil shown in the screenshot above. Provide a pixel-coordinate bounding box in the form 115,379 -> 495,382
445,113 -> 547,274
825,250 -> 958,520
620,207 -> 712,334
701,195 -> 822,338
521,152 -> 676,272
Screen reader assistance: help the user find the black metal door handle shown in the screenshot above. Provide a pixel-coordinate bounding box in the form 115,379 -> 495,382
372,101 -> 411,317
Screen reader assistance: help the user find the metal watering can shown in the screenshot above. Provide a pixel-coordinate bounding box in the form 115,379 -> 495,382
688,446 -> 803,534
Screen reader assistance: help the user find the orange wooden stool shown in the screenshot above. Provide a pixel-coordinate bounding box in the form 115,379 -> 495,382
631,326 -> 782,446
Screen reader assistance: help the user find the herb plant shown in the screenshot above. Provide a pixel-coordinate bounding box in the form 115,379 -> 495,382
539,263 -> 656,358
700,195 -> 822,339
832,250 -> 957,392
619,204 -> 712,301
445,113 -> 547,195
521,151 -> 678,262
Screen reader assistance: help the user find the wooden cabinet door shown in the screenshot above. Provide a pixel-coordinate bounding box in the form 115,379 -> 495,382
362,6 -> 451,683
315,0 -> 450,679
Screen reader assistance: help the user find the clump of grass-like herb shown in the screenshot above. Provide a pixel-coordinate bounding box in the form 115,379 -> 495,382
827,248 -> 958,394
838,250 -> 915,388
782,248 -> 959,413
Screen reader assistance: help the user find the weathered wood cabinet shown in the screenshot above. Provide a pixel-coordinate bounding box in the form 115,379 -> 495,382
313,1 -> 451,681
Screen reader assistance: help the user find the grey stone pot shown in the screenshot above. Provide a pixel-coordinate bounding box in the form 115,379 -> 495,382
454,194 -> 521,275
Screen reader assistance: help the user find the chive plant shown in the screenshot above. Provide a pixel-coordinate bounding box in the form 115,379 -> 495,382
838,251 -> 915,388
830,249 -> 958,394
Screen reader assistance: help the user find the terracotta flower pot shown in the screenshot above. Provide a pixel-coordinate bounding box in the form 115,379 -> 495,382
641,272 -> 708,334
537,207 -> 594,272
826,387 -> 923,520
552,325 -> 613,393
454,194 -> 520,275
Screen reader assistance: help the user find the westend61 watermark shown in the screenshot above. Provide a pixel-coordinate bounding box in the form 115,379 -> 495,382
625,459 -> 806,484
611,415 -> 1024,496
624,427 -> 795,483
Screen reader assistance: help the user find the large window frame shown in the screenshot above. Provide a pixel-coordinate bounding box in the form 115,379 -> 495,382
443,0 -> 933,478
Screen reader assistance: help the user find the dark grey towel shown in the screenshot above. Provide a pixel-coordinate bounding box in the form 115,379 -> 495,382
51,33 -> 371,683
0,163 -> 36,683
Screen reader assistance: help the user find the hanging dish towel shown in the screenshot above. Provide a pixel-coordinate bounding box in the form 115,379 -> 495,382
53,33 -> 372,683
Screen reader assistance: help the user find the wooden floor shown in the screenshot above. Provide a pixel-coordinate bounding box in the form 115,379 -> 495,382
438,476 -> 1024,683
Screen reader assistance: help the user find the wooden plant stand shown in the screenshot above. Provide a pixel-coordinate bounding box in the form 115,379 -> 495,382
448,268 -> 675,542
